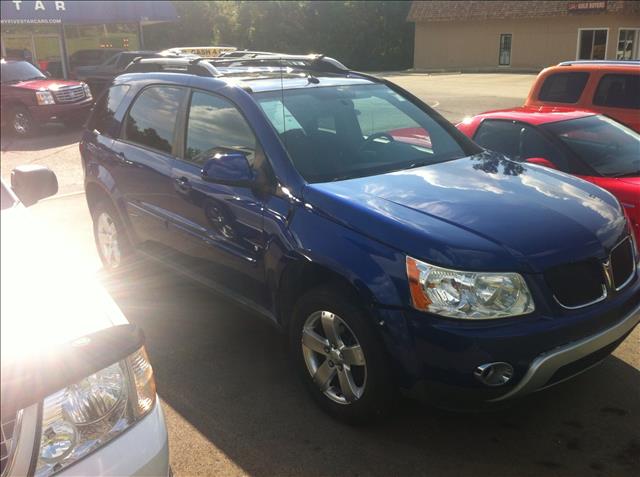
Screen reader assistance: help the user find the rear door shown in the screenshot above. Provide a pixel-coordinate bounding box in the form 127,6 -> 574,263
109,84 -> 188,248
166,89 -> 268,307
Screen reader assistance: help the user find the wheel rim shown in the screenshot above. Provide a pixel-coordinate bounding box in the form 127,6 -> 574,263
301,310 -> 367,405
97,212 -> 122,268
13,112 -> 30,135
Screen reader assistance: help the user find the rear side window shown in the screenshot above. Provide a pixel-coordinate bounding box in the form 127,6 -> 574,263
124,86 -> 185,154
88,84 -> 130,136
184,91 -> 257,165
593,74 -> 640,109
538,72 -> 589,103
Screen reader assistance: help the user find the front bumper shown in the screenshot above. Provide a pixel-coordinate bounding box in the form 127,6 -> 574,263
375,268 -> 640,403
28,99 -> 93,123
490,300 -> 640,401
58,399 -> 169,476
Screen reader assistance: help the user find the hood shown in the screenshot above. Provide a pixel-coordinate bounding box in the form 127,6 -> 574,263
303,152 -> 627,273
74,65 -> 100,76
9,78 -> 83,91
619,176 -> 640,187
0,206 -> 126,367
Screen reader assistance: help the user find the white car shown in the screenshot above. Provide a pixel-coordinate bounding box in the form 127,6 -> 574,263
1,166 -> 169,477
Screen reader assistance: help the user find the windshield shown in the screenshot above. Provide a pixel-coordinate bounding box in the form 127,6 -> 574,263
255,83 -> 475,182
542,115 -> 640,178
1,61 -> 46,83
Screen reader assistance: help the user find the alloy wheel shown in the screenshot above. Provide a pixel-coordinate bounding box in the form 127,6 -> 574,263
13,111 -> 31,135
301,310 -> 367,404
96,211 -> 122,268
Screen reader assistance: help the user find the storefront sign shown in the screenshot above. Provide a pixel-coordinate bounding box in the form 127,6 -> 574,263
568,1 -> 607,12
0,1 -> 177,24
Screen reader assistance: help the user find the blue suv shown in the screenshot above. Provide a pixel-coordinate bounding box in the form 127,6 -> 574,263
81,55 -> 640,422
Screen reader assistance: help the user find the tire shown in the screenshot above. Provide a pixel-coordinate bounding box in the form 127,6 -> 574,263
10,106 -> 38,137
92,199 -> 133,272
290,285 -> 395,423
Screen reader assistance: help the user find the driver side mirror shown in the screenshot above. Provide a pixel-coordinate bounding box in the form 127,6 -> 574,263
201,151 -> 254,186
11,165 -> 58,206
525,157 -> 558,170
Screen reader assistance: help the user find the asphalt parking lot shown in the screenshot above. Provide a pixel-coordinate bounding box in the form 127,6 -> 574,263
2,73 -> 639,477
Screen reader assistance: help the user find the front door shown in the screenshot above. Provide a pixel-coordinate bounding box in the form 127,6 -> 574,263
167,89 -> 268,307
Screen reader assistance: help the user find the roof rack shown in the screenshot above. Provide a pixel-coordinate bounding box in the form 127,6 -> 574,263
558,60 -> 640,66
125,57 -> 220,76
205,54 -> 349,74
125,53 -> 350,77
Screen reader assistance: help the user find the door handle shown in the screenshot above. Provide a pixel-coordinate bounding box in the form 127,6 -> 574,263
174,176 -> 192,192
115,151 -> 130,165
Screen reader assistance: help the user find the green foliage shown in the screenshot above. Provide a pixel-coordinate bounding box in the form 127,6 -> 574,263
143,1 -> 414,71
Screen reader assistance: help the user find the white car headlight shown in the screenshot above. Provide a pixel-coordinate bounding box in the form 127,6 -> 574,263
35,347 -> 156,477
35,90 -> 55,105
81,82 -> 92,100
406,256 -> 535,319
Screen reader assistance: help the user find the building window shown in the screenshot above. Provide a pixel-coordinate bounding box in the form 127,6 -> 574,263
617,29 -> 640,60
499,34 -> 512,66
577,29 -> 608,60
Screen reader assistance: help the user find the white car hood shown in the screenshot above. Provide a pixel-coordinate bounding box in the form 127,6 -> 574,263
1,206 -> 127,367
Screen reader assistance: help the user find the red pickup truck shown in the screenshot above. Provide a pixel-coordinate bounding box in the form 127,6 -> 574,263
1,59 -> 93,136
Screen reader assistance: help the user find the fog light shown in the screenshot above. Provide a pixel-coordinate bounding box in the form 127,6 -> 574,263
474,362 -> 514,386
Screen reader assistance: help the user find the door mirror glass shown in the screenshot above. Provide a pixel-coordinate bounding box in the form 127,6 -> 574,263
10,165 -> 58,206
526,157 -> 558,170
201,151 -> 254,185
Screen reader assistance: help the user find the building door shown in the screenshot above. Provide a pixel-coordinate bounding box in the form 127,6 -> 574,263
33,35 -> 65,78
577,29 -> 608,60
1,36 -> 35,64
1,34 -> 65,78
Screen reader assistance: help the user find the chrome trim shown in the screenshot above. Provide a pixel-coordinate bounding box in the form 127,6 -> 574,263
553,284 -> 607,310
490,301 -> 640,402
552,236 -> 635,309
0,410 -> 23,477
613,238 -> 636,292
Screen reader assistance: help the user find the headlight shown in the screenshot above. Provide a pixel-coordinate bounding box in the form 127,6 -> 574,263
406,256 -> 535,319
82,82 -> 92,100
35,90 -> 55,105
35,347 -> 156,477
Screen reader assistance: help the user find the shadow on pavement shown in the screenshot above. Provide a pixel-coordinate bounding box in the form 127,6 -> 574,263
0,123 -> 82,152
101,263 -> 640,477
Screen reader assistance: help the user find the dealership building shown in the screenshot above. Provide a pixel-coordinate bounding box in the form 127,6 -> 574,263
409,1 -> 640,72
0,0 -> 177,78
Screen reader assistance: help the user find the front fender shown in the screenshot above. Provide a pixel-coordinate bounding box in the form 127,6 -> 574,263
288,204 -> 409,308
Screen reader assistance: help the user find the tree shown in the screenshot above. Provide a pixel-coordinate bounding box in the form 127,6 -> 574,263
143,1 -> 414,71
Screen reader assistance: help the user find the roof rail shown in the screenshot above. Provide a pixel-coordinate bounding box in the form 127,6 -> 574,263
123,54 -> 351,79
205,54 -> 349,74
124,57 -> 220,77
558,60 -> 640,66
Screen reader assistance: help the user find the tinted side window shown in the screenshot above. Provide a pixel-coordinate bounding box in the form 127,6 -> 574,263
473,120 -> 522,157
88,84 -> 130,136
538,72 -> 589,103
184,91 -> 257,166
124,86 -> 185,154
593,74 -> 640,109
474,120 -> 571,171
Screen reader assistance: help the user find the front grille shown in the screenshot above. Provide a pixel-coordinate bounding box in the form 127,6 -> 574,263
0,412 -> 21,477
545,236 -> 636,309
611,237 -> 635,289
52,85 -> 85,103
545,258 -> 605,308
